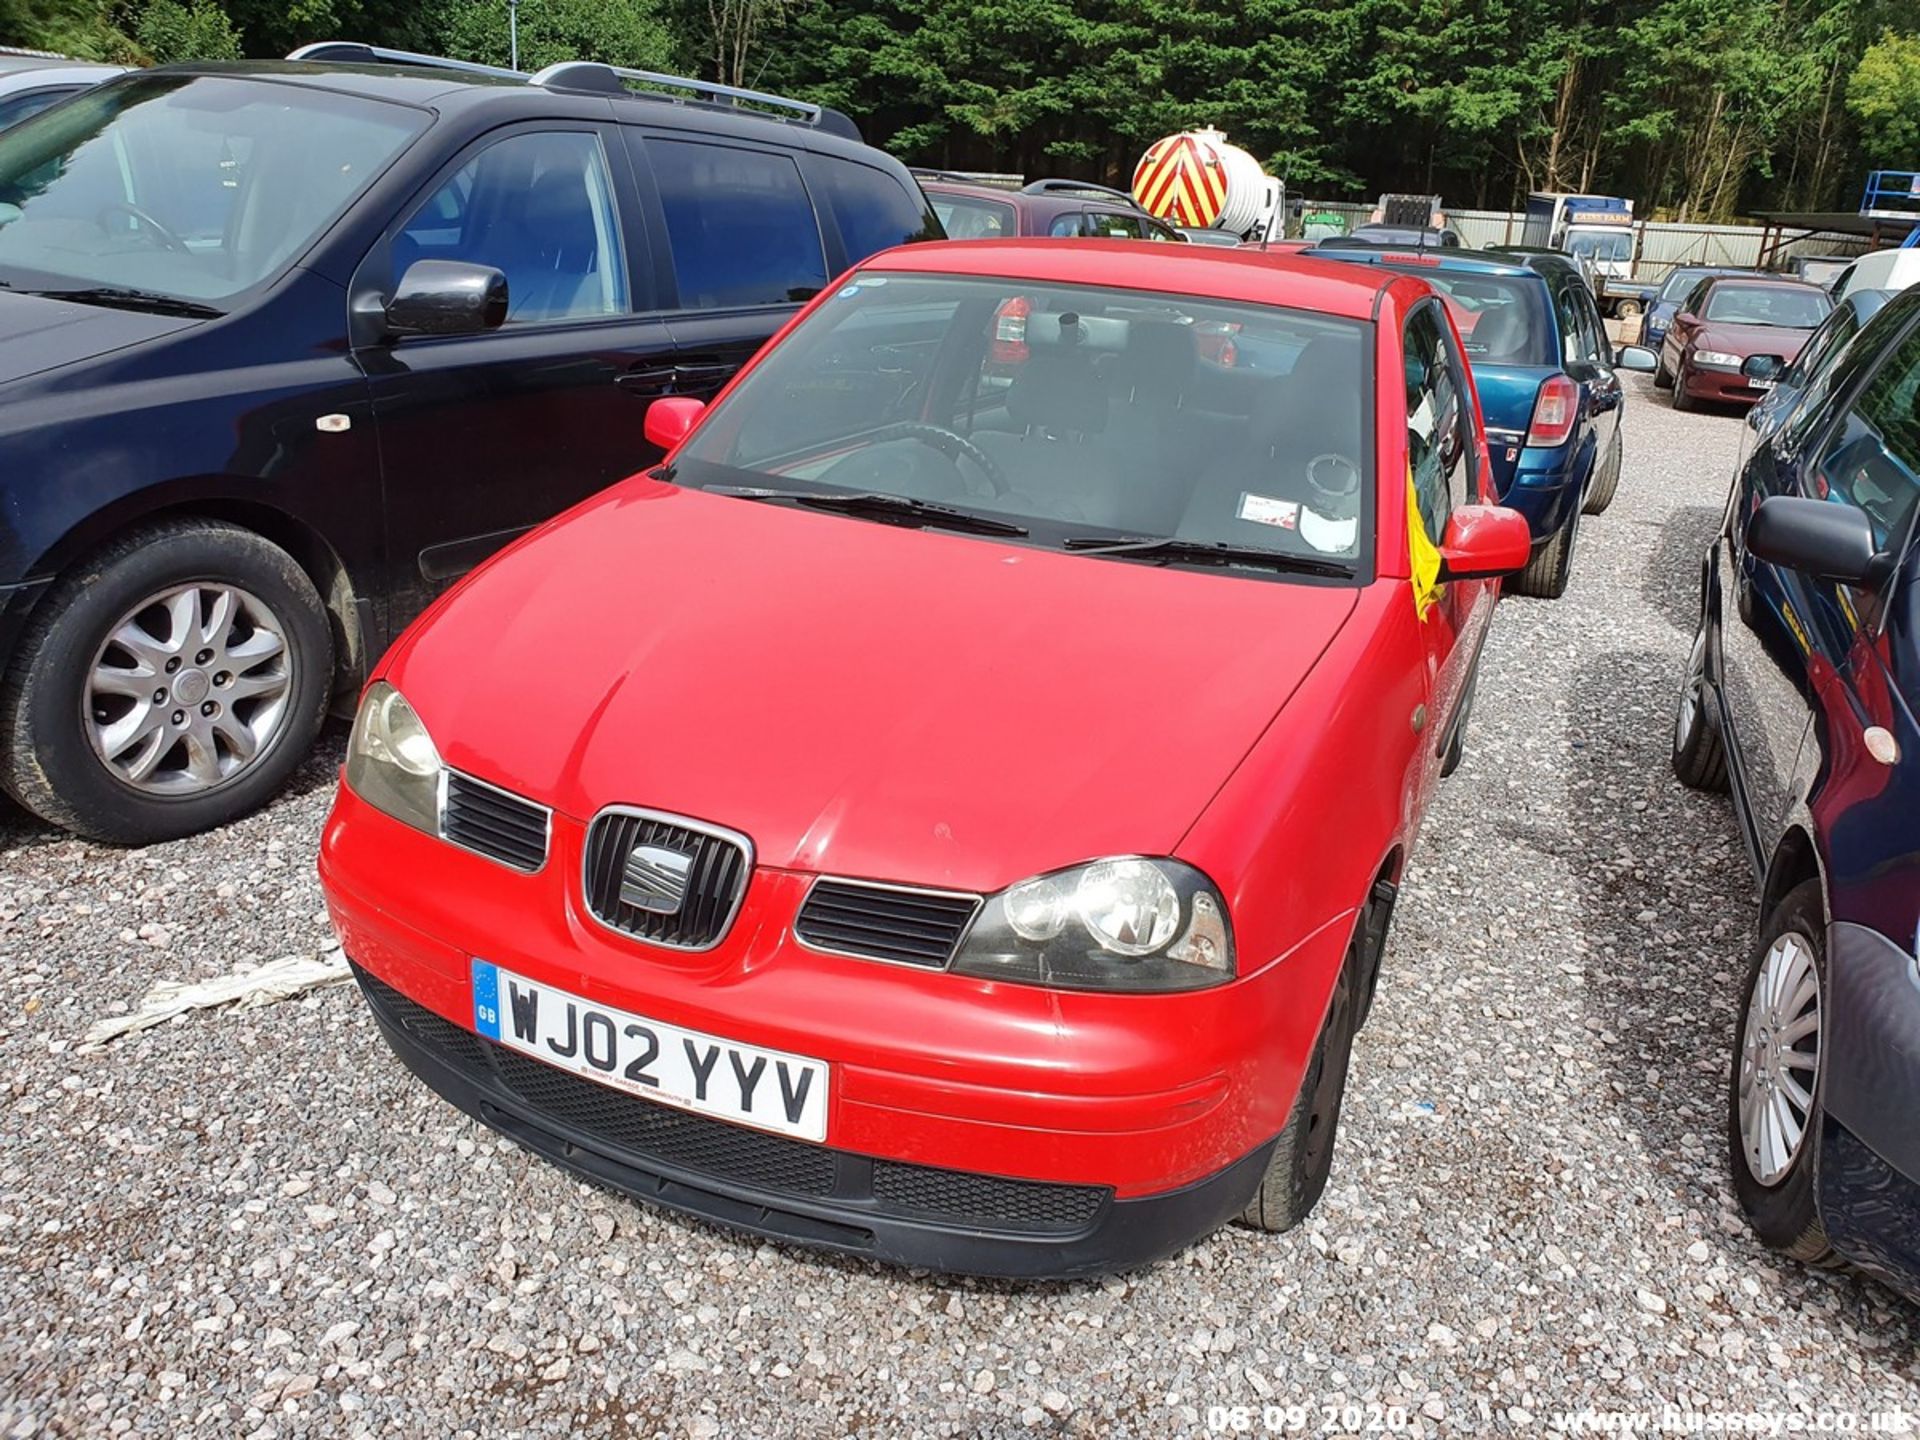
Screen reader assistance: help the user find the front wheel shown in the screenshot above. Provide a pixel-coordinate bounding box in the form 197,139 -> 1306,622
1238,948 -> 1358,1232
1728,881 -> 1836,1266
1672,366 -> 1698,411
0,520 -> 333,844
1672,624 -> 1729,792
1654,358 -> 1674,390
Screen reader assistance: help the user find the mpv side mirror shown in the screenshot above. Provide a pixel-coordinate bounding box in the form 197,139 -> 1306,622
1438,504 -> 1533,581
645,396 -> 707,452
1615,345 -> 1657,372
1742,354 -> 1785,382
1748,496 -> 1891,588
386,259 -> 509,338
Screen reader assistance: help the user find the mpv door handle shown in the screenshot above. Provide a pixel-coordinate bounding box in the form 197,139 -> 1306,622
616,366 -> 678,396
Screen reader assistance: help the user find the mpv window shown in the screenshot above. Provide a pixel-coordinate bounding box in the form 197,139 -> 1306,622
397,130 -> 628,324
1815,324 -> 1920,551
0,74 -> 424,302
673,272 -> 1374,573
648,138 -> 827,308
1704,284 -> 1830,329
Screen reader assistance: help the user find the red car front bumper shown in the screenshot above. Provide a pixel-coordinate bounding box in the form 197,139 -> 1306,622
1681,366 -> 1769,406
319,782 -> 1350,1277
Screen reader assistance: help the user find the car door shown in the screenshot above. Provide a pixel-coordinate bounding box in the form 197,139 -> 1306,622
1714,307 -> 1908,866
357,121 -> 681,622
626,131 -> 832,407
1403,300 -> 1490,798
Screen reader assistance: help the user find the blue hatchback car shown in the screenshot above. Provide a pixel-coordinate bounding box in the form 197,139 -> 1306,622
1313,248 -> 1653,597
1673,283 -> 1920,1303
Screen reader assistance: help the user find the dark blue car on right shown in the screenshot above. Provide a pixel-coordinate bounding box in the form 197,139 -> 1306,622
1673,283 -> 1920,1302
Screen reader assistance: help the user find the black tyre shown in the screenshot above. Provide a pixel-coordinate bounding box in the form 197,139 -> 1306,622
1654,357 -> 1674,390
1728,881 -> 1836,1266
1672,366 -> 1698,411
1238,948 -> 1359,1232
1583,429 -> 1623,516
0,520 -> 333,844
1505,517 -> 1575,600
1671,624 -> 1729,792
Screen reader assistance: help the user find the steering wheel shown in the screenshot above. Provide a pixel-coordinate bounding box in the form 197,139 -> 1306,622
98,202 -> 190,254
867,422 -> 1012,496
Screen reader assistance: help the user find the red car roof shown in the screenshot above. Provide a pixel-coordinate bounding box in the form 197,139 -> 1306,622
863,238 -> 1399,321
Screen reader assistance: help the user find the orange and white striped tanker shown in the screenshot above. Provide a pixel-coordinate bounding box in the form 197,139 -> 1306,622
1130,127 -> 1283,240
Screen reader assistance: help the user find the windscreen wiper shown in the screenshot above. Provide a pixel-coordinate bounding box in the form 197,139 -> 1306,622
706,484 -> 1029,537
26,286 -> 223,319
1062,534 -> 1354,578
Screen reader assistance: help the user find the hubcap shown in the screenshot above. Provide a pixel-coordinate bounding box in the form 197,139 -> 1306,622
85,582 -> 293,797
1677,630 -> 1707,752
1738,930 -> 1821,1186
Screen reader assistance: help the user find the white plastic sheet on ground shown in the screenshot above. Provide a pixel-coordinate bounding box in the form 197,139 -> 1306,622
82,950 -> 351,1046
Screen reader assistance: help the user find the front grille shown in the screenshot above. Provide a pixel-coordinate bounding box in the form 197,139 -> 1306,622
872,1159 -> 1106,1231
441,771 -> 549,871
795,880 -> 981,966
354,966 -> 1111,1236
582,809 -> 749,950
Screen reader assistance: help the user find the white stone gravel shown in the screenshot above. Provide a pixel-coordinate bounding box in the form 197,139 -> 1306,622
5,371 -> 1920,1438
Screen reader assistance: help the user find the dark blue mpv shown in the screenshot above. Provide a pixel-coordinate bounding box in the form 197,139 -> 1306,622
1312,247 -> 1653,598
1674,283 -> 1920,1304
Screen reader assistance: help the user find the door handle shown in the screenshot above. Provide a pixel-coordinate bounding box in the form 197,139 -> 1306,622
616,366 -> 677,396
672,363 -> 735,390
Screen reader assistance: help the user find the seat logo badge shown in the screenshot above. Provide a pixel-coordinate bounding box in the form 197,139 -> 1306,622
620,843 -> 695,914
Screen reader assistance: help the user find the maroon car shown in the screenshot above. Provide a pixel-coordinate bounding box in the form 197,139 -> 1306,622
1656,274 -> 1832,410
916,173 -> 1183,242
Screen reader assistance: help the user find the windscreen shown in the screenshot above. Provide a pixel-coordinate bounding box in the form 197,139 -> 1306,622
929,193 -> 1016,240
1566,230 -> 1631,263
0,73 -> 424,303
671,272 -> 1376,574
1704,284 -> 1831,329
1659,269 -> 1713,303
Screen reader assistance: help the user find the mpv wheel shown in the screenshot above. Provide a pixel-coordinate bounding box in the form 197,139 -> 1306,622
1728,881 -> 1836,1265
0,520 -> 332,844
1671,624 -> 1729,792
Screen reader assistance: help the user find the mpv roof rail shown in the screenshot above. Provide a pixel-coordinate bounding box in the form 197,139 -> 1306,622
530,61 -> 860,141
1021,178 -> 1138,205
286,41 -> 523,81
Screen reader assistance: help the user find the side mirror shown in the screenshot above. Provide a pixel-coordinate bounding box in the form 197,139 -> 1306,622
1438,504 -> 1533,581
1615,344 -> 1657,373
386,259 -> 508,338
1742,354 -> 1784,382
1675,310 -> 1698,328
1748,496 -> 1891,588
644,395 -> 706,452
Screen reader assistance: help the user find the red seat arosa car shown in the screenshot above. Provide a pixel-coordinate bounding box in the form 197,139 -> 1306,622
319,240 -> 1533,1277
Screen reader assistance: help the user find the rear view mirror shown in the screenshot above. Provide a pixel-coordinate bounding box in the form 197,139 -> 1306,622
1742,354 -> 1784,382
1615,345 -> 1656,372
644,395 -> 706,452
1438,504 -> 1532,581
386,259 -> 508,338
1748,496 -> 1891,588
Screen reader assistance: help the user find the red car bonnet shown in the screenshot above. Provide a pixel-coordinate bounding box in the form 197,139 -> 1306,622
382,478 -> 1359,894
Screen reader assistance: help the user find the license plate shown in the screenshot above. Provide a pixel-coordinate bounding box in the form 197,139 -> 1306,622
1752,378 -> 1775,390
470,959 -> 829,1142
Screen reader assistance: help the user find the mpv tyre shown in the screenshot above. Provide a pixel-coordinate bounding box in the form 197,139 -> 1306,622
1671,624 -> 1729,792
1505,517 -> 1575,600
0,521 -> 332,844
1238,946 -> 1358,1233
1583,430 -> 1622,516
1728,881 -> 1837,1266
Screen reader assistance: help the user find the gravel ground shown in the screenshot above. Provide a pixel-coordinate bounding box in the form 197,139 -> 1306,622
5,369 -> 1920,1439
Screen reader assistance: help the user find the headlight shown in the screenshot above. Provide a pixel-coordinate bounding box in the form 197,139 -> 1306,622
344,681 -> 442,835
952,857 -> 1233,993
1693,349 -> 1743,370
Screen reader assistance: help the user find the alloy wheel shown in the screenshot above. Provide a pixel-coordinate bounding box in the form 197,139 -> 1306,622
1737,929 -> 1821,1186
85,582 -> 294,796
1676,629 -> 1708,752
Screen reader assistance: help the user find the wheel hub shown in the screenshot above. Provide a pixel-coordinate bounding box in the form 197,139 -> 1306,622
171,668 -> 211,706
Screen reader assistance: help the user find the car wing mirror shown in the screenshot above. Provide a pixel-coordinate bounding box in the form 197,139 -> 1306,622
385,259 -> 508,339
1614,344 -> 1657,373
1742,354 -> 1785,382
644,395 -> 707,453
1748,496 -> 1892,588
1437,504 -> 1532,581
